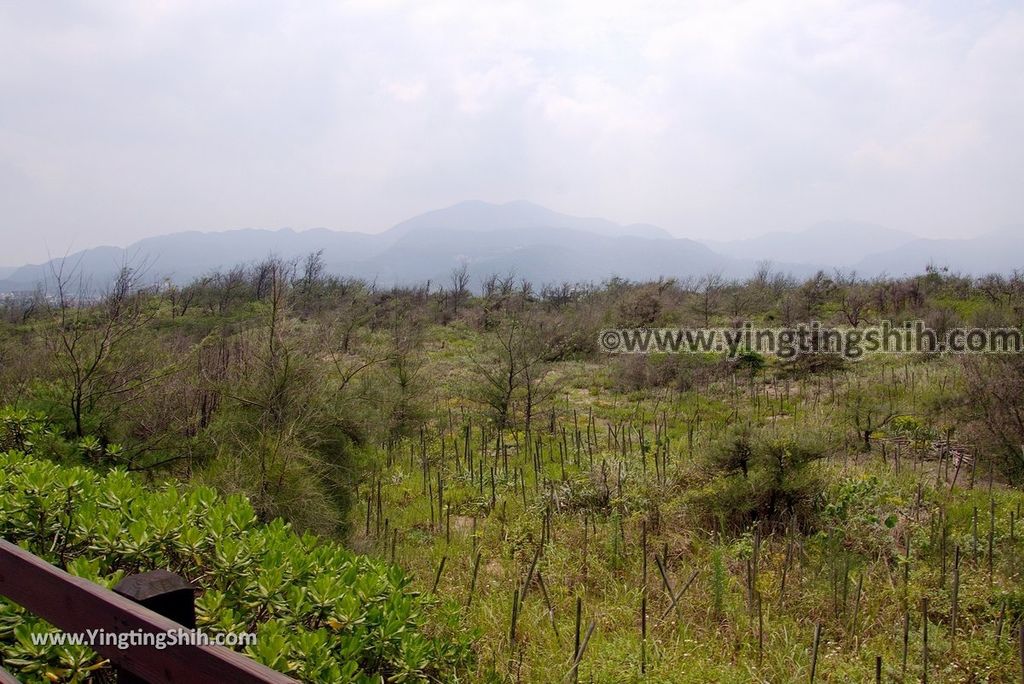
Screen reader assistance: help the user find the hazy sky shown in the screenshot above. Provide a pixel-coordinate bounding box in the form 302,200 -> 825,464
1,1 -> 1022,264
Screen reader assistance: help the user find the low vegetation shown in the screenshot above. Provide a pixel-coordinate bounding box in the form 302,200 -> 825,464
0,440 -> 474,682
1,260 -> 1024,681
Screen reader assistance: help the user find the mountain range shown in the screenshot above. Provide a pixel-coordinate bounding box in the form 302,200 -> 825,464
1,201 -> 1020,293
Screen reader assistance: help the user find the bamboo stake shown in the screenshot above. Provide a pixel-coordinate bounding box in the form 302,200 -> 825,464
810,622 -> 822,683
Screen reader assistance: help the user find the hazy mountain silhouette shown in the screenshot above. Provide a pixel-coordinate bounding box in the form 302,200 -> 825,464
385,200 -> 671,240
364,223 -> 735,285
854,226 -> 1024,276
0,229 -> 382,293
0,201 -> 719,292
703,221 -> 917,268
0,203 -> 1018,293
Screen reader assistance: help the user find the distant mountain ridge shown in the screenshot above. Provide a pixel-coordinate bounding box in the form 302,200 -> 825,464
0,202 -> 1020,293
853,226 -> 1024,275
704,221 -> 917,268
385,200 -> 671,240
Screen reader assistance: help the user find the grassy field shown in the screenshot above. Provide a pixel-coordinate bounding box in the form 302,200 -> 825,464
3,267 -> 1024,681
348,332 -> 1024,682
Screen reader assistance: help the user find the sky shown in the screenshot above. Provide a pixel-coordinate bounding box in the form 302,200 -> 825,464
1,0 -> 1022,265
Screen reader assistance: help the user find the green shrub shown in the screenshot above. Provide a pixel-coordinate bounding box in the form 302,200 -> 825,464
694,426 -> 827,534
0,408 -> 49,453
0,451 -> 475,682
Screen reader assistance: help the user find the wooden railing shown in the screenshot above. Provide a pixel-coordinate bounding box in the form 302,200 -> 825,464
0,539 -> 295,683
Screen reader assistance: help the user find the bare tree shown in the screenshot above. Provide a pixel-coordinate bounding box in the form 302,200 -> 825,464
963,356 -> 1024,482
164,278 -> 199,318
976,273 -> 1011,307
212,265 -> 250,313
799,270 -> 834,320
844,382 -> 899,451
44,260 -> 159,438
449,263 -> 471,317
835,270 -> 871,327
470,312 -> 560,432
693,272 -> 724,326
0,286 -> 44,324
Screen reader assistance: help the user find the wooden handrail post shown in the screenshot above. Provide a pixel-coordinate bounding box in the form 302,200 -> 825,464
113,570 -> 196,684
114,570 -> 196,629
0,539 -> 295,683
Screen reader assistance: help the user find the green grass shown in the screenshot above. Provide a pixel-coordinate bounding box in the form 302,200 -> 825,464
348,355 -> 1024,682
